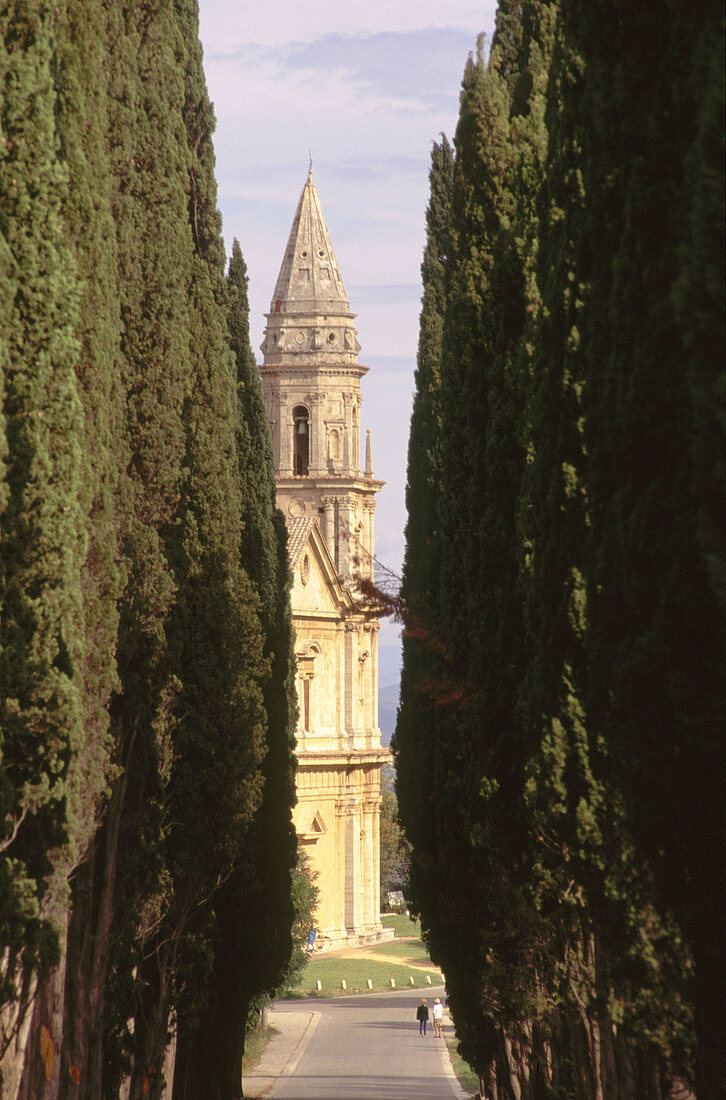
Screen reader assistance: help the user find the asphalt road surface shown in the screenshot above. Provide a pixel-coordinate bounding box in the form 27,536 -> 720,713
269,985 -> 468,1100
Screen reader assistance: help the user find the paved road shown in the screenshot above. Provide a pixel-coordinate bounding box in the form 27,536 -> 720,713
268,985 -> 468,1100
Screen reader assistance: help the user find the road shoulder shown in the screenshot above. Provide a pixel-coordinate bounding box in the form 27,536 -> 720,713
242,1010 -> 320,1099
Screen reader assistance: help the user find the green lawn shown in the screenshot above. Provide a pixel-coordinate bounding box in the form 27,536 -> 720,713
287,953 -> 440,997
363,938 -> 431,962
379,913 -> 420,937
284,920 -> 439,997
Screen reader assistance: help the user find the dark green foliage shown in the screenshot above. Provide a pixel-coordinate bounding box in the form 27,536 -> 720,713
55,0 -> 125,857
112,6 -> 276,1097
278,849 -> 320,993
172,237 -> 297,1100
551,1 -> 725,1089
395,136 -> 453,878
225,242 -> 298,1033
60,1 -> 192,1093
397,0 -> 722,1092
398,13 -> 559,1080
2,1 -> 297,1095
379,769 -> 411,898
0,0 -> 86,1039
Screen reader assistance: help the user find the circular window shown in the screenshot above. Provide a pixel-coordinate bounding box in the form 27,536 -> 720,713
317,249 -> 325,258
300,554 -> 311,586
301,250 -> 308,258
327,332 -> 336,343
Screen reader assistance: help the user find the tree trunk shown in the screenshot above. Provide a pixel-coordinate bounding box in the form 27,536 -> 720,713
173,990 -> 249,1100
485,1059 -> 498,1100
694,936 -> 726,1100
129,949 -> 174,1100
0,966 -> 38,1100
501,1033 -> 523,1100
16,937 -> 67,1100
59,741 -> 133,1100
566,1004 -> 593,1100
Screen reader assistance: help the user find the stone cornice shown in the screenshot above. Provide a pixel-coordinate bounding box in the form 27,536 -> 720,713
295,747 -> 392,767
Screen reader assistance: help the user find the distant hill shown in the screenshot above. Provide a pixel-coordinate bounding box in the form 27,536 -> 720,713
378,682 -> 400,747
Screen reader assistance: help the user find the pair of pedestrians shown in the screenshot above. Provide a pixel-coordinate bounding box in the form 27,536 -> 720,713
416,997 -> 444,1037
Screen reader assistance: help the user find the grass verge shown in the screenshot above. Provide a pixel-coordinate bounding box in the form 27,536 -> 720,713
444,1031 -> 480,1098
241,1023 -> 278,1074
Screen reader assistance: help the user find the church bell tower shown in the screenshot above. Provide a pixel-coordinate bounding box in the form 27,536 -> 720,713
259,168 -> 382,586
259,170 -> 391,948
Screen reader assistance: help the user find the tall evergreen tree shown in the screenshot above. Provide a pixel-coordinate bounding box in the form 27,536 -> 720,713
14,2 -> 127,1090
398,2 -> 704,1091
2,2 -> 298,1095
551,0 -> 725,1090
395,135 -> 453,920
398,13 -> 559,1083
173,240 -> 298,1100
57,2 -> 193,1093
0,6 -> 88,1089
114,5 -> 270,1096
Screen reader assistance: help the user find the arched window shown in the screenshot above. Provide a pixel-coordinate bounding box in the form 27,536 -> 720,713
293,405 -> 310,475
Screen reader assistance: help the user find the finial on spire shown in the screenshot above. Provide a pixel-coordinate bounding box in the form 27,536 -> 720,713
308,151 -> 313,179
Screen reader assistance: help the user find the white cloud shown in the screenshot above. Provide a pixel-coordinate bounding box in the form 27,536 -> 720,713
199,1 -> 496,49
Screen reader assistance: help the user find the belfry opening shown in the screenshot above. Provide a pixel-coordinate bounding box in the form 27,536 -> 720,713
293,406 -> 310,475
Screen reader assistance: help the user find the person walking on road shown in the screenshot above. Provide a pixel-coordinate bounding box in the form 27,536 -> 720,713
416,998 -> 429,1037
432,997 -> 444,1037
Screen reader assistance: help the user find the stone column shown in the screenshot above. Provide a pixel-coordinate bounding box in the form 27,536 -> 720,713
362,801 -> 376,928
338,496 -> 354,582
334,798 -> 347,936
372,797 -> 381,924
310,395 -> 323,474
344,624 -> 356,737
324,496 -> 335,551
371,626 -> 379,730
366,500 -> 375,580
279,392 -> 291,473
344,804 -> 362,932
352,405 -> 360,473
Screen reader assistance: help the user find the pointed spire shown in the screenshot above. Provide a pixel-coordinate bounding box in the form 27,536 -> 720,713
261,173 -> 362,367
270,172 -> 350,315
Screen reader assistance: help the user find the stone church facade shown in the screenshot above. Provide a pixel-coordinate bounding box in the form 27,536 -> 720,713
259,171 -> 391,948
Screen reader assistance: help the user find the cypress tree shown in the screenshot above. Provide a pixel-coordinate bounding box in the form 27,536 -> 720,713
394,135 -> 453,920
672,15 -> 726,1079
15,1 -> 127,1088
555,0 -> 724,1089
399,3 -> 699,1089
126,6 -> 277,1096
0,5 -> 87,1086
497,0 -> 696,1088
1,2 -> 298,1095
227,240 -> 297,1068
173,241 -> 297,1100
398,10 -> 558,1080
59,2 -> 191,1093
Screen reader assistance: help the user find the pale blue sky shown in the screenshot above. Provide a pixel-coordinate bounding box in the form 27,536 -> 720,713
198,1 -> 497,687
